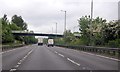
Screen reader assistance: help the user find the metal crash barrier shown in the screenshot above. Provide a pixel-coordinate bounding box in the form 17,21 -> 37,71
56,45 -> 120,58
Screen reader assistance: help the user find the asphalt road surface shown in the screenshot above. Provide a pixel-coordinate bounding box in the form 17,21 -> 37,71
2,44 -> 119,71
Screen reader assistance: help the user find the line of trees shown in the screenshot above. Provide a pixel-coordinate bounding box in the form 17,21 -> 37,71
55,16 -> 120,48
1,14 -> 37,45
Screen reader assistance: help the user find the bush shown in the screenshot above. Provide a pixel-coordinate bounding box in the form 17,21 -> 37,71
107,39 -> 120,48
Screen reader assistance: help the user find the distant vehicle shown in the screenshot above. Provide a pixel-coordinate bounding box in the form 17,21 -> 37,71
38,38 -> 43,46
47,39 -> 54,47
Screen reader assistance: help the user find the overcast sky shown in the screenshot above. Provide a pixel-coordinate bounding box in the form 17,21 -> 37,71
0,0 -> 119,34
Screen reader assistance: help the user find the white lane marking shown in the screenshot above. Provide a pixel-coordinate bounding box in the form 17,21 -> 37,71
0,49 -> 17,54
67,58 -> 80,66
14,65 -> 19,68
58,53 -> 65,57
9,49 -> 34,71
109,58 -> 120,61
81,51 -> 94,55
17,62 -> 21,65
96,55 -> 109,58
55,51 -> 58,54
2,46 -> 29,54
96,55 -> 120,61
3,49 -> 17,53
10,68 -> 17,72
19,60 -> 22,63
81,51 -> 120,61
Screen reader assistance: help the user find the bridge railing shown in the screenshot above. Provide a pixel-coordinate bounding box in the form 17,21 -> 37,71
55,44 -> 120,58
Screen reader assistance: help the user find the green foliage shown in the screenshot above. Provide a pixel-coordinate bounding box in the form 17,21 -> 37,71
78,15 -> 91,45
0,18 -> 2,38
43,38 -> 48,44
63,30 -> 75,44
9,23 -> 23,42
23,36 -> 38,44
77,15 -> 120,47
55,30 -> 76,45
78,15 -> 90,34
57,15 -> 120,48
102,20 -> 120,43
1,14 -> 37,45
107,39 -> 120,48
2,14 -> 14,43
9,23 -> 21,30
54,38 -> 65,45
91,17 -> 107,46
11,15 -> 27,30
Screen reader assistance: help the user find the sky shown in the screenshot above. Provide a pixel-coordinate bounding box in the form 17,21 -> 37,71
0,0 -> 119,35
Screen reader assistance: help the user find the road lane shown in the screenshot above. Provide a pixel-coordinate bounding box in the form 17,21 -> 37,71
2,45 -> 35,70
48,46 -> 118,70
2,45 -> 119,70
18,45 -> 80,70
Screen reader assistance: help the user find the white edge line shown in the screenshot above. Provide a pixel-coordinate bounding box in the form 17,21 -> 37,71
81,51 -> 94,55
81,51 -> 120,61
2,47 -> 29,54
96,55 -> 120,61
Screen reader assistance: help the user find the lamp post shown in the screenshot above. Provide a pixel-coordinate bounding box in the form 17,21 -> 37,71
61,10 -> 66,32
53,22 -> 57,34
89,0 -> 93,46
52,27 -> 53,34
55,22 -> 57,34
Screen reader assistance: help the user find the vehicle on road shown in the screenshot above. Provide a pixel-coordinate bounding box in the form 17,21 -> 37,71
38,37 -> 43,46
47,39 -> 54,47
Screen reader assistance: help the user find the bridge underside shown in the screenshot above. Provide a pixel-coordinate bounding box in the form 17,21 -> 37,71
12,33 -> 63,37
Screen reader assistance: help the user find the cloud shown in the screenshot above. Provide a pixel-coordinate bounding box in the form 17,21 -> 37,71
0,0 -> 119,34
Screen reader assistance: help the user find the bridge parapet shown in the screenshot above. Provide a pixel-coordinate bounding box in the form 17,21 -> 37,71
12,31 -> 63,37
12,30 -> 81,38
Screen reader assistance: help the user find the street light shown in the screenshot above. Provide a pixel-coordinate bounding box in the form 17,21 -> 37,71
52,27 -> 53,34
89,0 -> 93,46
53,22 -> 57,34
61,10 -> 66,32
55,22 -> 57,34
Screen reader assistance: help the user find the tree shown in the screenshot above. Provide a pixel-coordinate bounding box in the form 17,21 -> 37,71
102,20 -> 119,42
102,20 -> 120,47
78,15 -> 90,45
11,15 -> 28,42
0,18 -> 2,44
63,30 -> 75,45
2,14 -> 14,43
78,15 -> 120,47
9,23 -> 21,30
1,14 -> 38,45
23,36 -> 38,44
11,15 -> 27,30
78,16 -> 107,46
78,15 -> 90,34
91,17 -> 107,45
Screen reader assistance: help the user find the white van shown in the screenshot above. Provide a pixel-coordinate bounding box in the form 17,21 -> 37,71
47,39 -> 54,47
